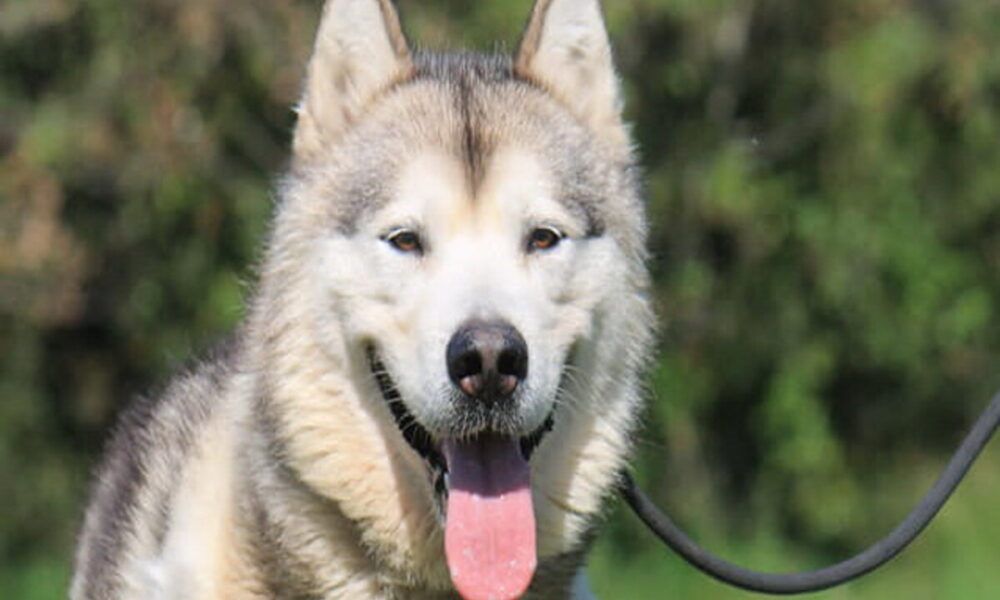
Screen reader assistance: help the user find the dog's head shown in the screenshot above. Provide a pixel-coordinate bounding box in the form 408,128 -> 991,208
256,1 -> 652,596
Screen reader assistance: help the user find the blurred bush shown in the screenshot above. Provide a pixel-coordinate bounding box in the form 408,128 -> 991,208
1,0 -> 998,596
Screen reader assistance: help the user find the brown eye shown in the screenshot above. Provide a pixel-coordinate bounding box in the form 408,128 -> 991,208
528,227 -> 562,252
386,230 -> 422,254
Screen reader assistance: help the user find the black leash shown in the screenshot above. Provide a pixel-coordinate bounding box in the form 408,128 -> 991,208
619,388 -> 1000,595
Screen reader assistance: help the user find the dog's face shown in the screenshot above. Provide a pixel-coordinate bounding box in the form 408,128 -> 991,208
352,151 -> 589,433
320,92 -> 623,446
259,1 -> 651,597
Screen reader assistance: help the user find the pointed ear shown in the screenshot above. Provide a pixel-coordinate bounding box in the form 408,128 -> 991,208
293,0 -> 411,162
515,0 -> 625,146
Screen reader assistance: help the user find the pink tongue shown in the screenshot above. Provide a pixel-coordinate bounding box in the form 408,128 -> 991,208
443,436 -> 536,600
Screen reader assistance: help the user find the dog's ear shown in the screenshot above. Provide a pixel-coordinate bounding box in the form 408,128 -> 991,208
515,0 -> 625,146
293,0 -> 411,163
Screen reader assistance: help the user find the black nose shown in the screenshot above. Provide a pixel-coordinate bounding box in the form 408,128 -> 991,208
446,320 -> 528,401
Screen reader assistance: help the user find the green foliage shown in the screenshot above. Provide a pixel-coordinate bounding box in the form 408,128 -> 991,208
1,0 -> 998,596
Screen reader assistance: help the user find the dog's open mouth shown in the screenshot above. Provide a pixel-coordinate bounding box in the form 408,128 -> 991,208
366,347 -> 553,600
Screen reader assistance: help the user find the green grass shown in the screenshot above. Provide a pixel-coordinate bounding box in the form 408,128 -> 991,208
589,447 -> 1000,599
0,557 -> 70,600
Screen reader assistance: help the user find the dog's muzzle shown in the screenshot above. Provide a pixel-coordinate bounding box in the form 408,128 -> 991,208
366,340 -> 554,476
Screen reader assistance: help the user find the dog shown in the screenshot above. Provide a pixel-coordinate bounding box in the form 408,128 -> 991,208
71,0 -> 653,598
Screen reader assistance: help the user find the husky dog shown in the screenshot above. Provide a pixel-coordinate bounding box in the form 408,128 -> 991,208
72,0 -> 652,598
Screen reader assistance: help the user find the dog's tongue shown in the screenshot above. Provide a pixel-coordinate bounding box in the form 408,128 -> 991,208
442,436 -> 536,600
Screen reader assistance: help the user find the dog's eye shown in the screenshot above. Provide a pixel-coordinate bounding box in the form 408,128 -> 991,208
527,227 -> 563,252
385,229 -> 423,254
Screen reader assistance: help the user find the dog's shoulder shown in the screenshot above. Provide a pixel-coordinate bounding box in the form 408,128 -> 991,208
71,337 -> 240,599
